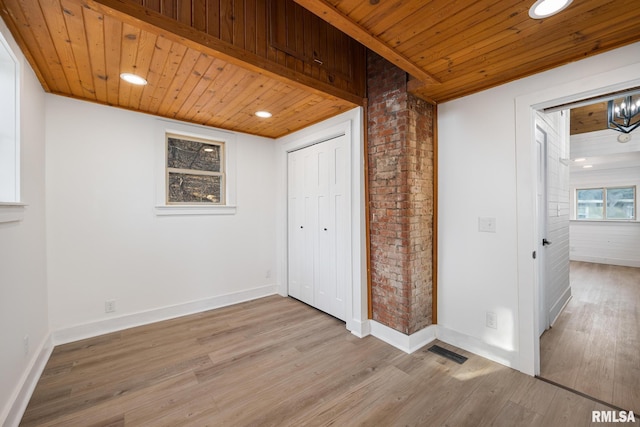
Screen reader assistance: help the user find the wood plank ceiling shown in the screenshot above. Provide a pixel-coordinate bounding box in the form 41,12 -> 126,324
295,0 -> 640,103
0,0 -> 360,138
2,0 -> 640,137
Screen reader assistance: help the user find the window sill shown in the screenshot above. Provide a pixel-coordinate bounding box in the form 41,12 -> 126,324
154,205 -> 237,216
0,202 -> 27,223
571,219 -> 638,224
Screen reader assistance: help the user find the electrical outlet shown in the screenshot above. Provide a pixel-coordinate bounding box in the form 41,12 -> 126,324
105,300 -> 116,313
23,335 -> 29,356
478,217 -> 497,233
486,312 -> 498,329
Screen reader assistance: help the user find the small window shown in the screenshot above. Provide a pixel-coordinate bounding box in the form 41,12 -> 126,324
576,186 -> 635,220
166,133 -> 225,204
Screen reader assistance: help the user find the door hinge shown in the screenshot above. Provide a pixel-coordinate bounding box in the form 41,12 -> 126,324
532,251 -> 537,259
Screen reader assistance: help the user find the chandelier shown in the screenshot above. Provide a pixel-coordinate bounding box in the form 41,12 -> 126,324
607,95 -> 640,134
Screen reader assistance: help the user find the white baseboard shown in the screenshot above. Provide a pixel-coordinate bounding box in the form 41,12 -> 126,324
436,326 -> 518,368
348,318 -> 371,338
549,287 -> 572,327
53,285 -> 277,345
369,321 -> 437,354
2,333 -> 53,427
570,255 -> 640,268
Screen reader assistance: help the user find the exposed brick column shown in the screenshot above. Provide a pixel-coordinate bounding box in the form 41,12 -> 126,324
367,52 -> 434,335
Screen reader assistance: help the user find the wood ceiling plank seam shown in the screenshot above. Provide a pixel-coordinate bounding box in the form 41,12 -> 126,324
102,14 -> 122,106
177,0 -> 191,26
302,4 -> 314,79
206,0 -> 220,39
361,0 -> 442,37
163,51 -> 215,118
13,0 -> 73,93
82,6 -> 109,101
146,41 -> 187,114
60,0 -> 98,100
188,67 -> 249,125
160,0 -> 175,20
137,34 -> 172,111
144,0 -> 160,14
244,0 -> 257,55
219,0 -> 233,44
180,61 -> 238,122
237,84 -> 306,134
239,92 -> 315,137
328,0 -> 363,15
419,0 -> 622,76
292,2 -> 304,75
261,87 -> 321,122
233,0 -> 245,50
154,47 -> 201,116
396,0 -> 515,59
204,73 -> 270,126
293,0 -> 439,85
38,0 -> 85,97
214,76 -> 283,128
192,0 -> 206,32
117,22 -> 141,108
176,58 -> 241,122
0,0 -> 55,91
88,0 -> 364,104
317,7 -> 329,84
424,2 -> 640,81
254,0 -> 268,59
127,29 -> 158,109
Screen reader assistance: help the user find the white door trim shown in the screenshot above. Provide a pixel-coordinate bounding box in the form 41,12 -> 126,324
276,108 -> 368,337
515,67 -> 640,376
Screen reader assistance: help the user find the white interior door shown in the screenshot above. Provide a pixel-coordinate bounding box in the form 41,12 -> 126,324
287,135 -> 349,321
536,124 -> 549,336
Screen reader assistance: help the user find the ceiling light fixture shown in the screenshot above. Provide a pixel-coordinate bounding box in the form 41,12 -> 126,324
203,147 -> 214,152
583,165 -> 593,169
120,73 -> 147,86
255,111 -> 272,118
528,0 -> 573,19
607,95 -> 640,134
574,158 -> 586,162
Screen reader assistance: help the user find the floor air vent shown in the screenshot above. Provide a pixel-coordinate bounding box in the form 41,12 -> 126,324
428,345 -> 468,364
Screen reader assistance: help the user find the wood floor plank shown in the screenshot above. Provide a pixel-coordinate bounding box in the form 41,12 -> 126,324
22,294 -> 619,426
540,261 -> 640,413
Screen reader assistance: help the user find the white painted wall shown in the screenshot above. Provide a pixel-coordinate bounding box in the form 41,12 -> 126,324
570,158 -> 640,267
45,96 -> 278,339
438,41 -> 640,373
0,20 -> 50,426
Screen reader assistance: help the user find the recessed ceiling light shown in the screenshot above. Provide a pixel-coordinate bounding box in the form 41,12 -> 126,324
583,165 -> 593,169
574,158 -> 586,162
203,147 -> 214,152
528,0 -> 573,19
120,73 -> 148,86
255,111 -> 272,118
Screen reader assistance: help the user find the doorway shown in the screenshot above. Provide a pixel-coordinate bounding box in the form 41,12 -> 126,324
536,95 -> 640,412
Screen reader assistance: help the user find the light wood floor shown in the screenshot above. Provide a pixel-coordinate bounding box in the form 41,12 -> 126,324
541,261 -> 640,413
22,296 -> 630,427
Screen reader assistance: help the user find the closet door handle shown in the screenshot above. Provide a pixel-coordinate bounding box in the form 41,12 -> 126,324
323,228 -> 327,231
300,226 -> 303,229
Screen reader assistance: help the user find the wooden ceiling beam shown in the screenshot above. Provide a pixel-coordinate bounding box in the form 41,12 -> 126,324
292,0 -> 440,86
86,0 -> 364,106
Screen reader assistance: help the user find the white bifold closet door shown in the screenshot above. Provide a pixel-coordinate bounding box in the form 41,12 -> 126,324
287,135 -> 349,321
